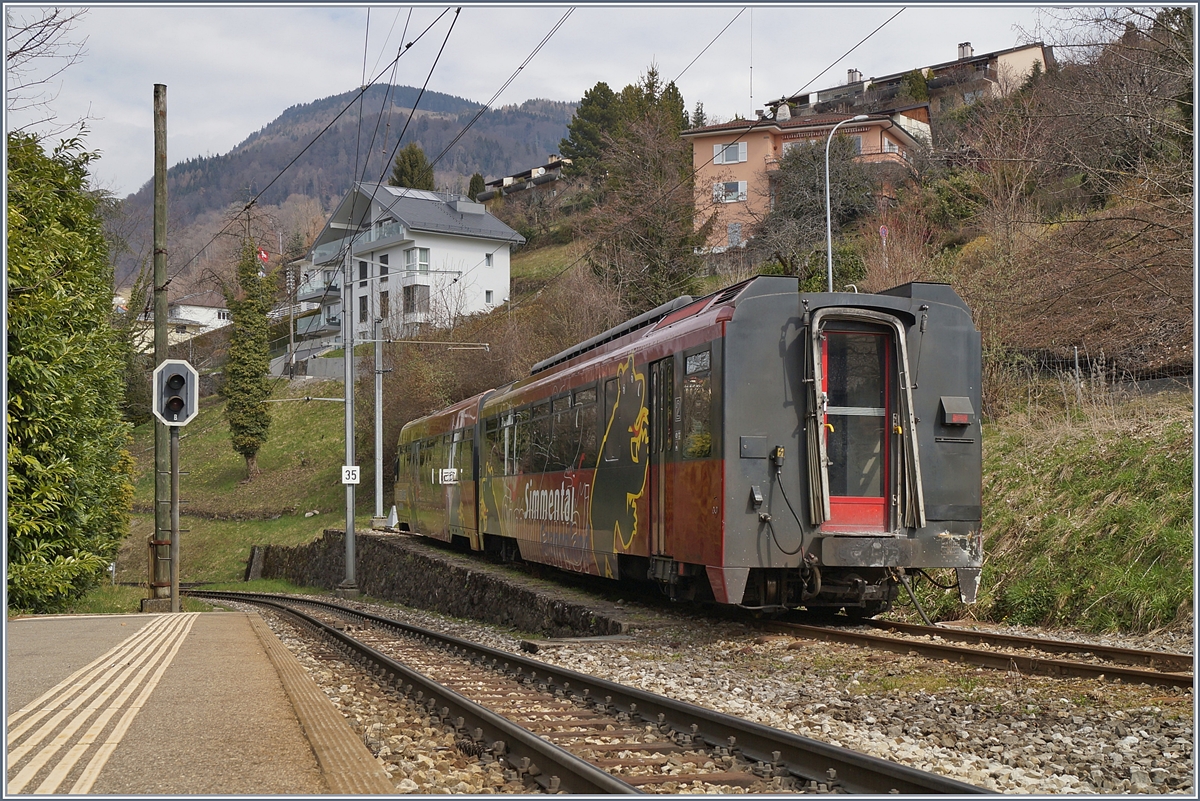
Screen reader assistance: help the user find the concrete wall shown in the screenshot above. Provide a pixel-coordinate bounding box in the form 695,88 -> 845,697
303,357 -> 346,379
258,530 -> 623,637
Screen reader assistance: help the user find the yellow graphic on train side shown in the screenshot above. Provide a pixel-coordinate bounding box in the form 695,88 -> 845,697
589,355 -> 649,575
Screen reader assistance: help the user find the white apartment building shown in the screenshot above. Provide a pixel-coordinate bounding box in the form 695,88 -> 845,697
302,183 -> 524,344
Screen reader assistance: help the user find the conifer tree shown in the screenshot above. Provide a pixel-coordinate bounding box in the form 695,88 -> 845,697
559,81 -> 620,179
468,172 -> 486,199
389,142 -> 435,190
221,239 -> 273,480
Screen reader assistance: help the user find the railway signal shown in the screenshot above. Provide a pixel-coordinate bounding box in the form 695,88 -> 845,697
151,358 -> 197,613
152,359 -> 199,426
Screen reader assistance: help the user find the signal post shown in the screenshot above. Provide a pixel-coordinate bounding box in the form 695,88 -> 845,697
148,359 -> 199,612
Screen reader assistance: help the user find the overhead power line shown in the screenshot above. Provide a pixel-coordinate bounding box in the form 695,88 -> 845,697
164,8 -> 453,286
469,6 -> 908,333
672,7 -> 745,85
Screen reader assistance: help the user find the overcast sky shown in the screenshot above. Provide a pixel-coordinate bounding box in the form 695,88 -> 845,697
7,3 -> 1047,197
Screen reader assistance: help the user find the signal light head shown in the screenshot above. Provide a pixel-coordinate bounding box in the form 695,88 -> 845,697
153,360 -> 199,426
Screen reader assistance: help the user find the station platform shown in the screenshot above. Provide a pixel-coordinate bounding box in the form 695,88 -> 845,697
6,610 -> 393,795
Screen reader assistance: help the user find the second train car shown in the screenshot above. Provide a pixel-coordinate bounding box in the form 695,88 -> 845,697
394,275 -> 982,615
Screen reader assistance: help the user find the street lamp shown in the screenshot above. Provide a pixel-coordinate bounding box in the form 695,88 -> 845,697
825,114 -> 870,292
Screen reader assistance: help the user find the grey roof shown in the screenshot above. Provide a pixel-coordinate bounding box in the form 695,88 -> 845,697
358,183 -> 525,243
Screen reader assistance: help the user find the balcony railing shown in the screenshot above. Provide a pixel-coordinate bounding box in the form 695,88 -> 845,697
368,221 -> 404,242
766,145 -> 912,169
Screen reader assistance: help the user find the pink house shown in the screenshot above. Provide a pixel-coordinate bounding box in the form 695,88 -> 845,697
682,107 -> 931,251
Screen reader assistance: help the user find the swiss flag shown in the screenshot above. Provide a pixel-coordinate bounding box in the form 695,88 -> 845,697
257,247 -> 269,264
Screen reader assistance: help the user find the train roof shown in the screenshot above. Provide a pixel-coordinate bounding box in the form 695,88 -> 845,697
399,388 -> 491,440
528,275 -> 798,377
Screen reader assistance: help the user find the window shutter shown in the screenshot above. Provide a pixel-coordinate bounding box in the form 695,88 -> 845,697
713,143 -> 723,163
738,142 -> 747,162
713,182 -> 723,202
737,181 -> 747,201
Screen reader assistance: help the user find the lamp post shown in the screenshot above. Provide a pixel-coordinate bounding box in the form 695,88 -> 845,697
825,114 -> 869,292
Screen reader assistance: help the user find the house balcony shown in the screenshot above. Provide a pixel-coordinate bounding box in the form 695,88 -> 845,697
296,312 -> 341,339
297,281 -> 340,305
766,145 -> 912,171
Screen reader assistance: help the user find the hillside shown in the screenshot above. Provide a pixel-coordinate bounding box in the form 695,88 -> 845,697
113,84 -> 575,286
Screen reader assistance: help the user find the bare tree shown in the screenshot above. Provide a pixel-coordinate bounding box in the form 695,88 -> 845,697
749,136 -> 876,284
5,7 -> 89,133
584,111 -> 714,315
943,7 -> 1192,374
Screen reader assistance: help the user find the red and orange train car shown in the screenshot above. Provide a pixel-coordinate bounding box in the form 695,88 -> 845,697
395,276 -> 982,615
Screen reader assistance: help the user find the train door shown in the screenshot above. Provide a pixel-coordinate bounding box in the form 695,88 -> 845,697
820,326 -> 891,532
648,357 -> 674,556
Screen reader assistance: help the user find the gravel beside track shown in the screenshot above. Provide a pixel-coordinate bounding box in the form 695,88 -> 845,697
248,595 -> 1191,795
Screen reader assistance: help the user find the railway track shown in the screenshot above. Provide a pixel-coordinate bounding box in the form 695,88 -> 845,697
760,618 -> 1194,690
188,591 -> 989,795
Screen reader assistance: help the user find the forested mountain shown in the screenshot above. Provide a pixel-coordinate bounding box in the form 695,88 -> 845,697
114,85 -> 574,286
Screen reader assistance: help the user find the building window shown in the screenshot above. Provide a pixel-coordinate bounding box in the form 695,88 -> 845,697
714,181 -> 747,203
379,253 -> 389,279
403,284 -> 430,314
727,223 -> 742,248
485,252 -> 493,267
963,89 -> 986,104
485,290 -> 494,304
218,310 -> 231,321
358,260 -> 368,287
323,269 -> 336,286
713,142 -> 747,164
359,294 -> 368,323
405,247 -> 430,273
847,135 -> 862,155
175,325 -> 187,334
883,137 -> 899,153
380,291 -> 389,318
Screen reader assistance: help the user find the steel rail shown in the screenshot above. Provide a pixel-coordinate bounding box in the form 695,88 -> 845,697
191,590 -> 990,795
762,621 -> 1193,690
190,590 -> 638,794
864,619 -> 1194,673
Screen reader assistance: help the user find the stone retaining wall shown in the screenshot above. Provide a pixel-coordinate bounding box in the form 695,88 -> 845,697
258,530 -> 624,638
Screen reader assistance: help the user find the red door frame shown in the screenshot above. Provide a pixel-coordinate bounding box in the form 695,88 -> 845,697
821,329 -> 890,532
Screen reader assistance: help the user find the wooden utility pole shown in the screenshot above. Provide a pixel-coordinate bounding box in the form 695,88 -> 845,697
149,83 -> 171,607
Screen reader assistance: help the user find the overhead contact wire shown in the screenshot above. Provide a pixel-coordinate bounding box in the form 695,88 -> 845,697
478,6 -> 908,328
165,8 -> 450,284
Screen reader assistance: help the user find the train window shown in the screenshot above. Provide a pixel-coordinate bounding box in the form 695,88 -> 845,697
486,423 -> 500,477
603,378 -> 620,462
577,402 -> 597,468
683,350 -> 712,459
686,351 -> 711,375
512,408 -> 530,475
529,413 -> 552,473
549,407 -> 574,472
457,429 -> 473,477
573,387 -> 596,406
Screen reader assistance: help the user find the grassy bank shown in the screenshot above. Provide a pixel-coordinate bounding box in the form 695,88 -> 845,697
130,378 -> 349,518
920,387 -> 1193,634
116,378 -> 371,593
